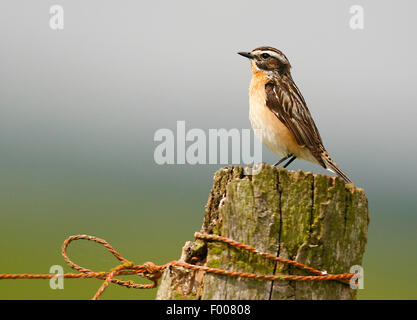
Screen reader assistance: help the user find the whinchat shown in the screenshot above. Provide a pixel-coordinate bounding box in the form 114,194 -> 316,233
239,46 -> 352,183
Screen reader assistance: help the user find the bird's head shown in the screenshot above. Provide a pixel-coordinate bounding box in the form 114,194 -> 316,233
238,46 -> 291,75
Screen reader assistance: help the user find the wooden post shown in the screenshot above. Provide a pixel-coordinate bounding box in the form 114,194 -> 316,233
156,163 -> 369,300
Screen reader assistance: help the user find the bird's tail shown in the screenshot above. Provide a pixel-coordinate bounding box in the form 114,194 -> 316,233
320,151 -> 353,184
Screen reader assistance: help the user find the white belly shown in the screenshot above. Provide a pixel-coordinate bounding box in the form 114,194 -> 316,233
249,95 -> 291,158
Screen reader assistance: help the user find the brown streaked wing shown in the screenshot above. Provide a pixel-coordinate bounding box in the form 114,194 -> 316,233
265,78 -> 326,167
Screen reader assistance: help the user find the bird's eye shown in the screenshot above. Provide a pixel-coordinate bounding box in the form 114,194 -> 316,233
261,53 -> 270,59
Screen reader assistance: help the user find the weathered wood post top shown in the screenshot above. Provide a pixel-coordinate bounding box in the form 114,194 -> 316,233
157,163 -> 369,300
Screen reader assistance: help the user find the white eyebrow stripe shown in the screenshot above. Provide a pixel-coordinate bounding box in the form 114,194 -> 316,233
265,51 -> 287,62
252,50 -> 288,63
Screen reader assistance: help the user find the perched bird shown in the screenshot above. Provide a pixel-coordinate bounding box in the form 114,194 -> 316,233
238,46 -> 352,183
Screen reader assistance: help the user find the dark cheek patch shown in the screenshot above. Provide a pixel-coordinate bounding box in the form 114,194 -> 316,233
268,60 -> 280,70
256,59 -> 279,71
255,61 -> 266,70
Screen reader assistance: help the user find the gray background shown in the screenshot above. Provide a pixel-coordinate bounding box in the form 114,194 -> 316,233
0,1 -> 416,299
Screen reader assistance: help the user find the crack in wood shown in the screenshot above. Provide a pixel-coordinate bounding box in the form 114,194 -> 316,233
268,169 -> 282,299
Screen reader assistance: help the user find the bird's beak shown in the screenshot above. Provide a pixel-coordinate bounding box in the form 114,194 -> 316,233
238,52 -> 255,59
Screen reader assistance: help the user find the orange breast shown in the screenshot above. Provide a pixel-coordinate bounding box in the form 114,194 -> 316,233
248,70 -> 318,163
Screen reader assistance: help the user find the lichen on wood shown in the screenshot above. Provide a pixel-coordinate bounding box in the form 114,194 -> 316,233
156,163 -> 369,300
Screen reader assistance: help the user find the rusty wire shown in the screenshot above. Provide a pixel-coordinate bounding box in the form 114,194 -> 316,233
0,233 -> 356,299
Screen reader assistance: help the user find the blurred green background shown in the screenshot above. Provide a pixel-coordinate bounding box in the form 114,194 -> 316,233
1,1 -> 416,299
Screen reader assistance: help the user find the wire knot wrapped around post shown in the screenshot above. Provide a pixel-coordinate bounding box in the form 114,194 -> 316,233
0,230 -> 360,299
